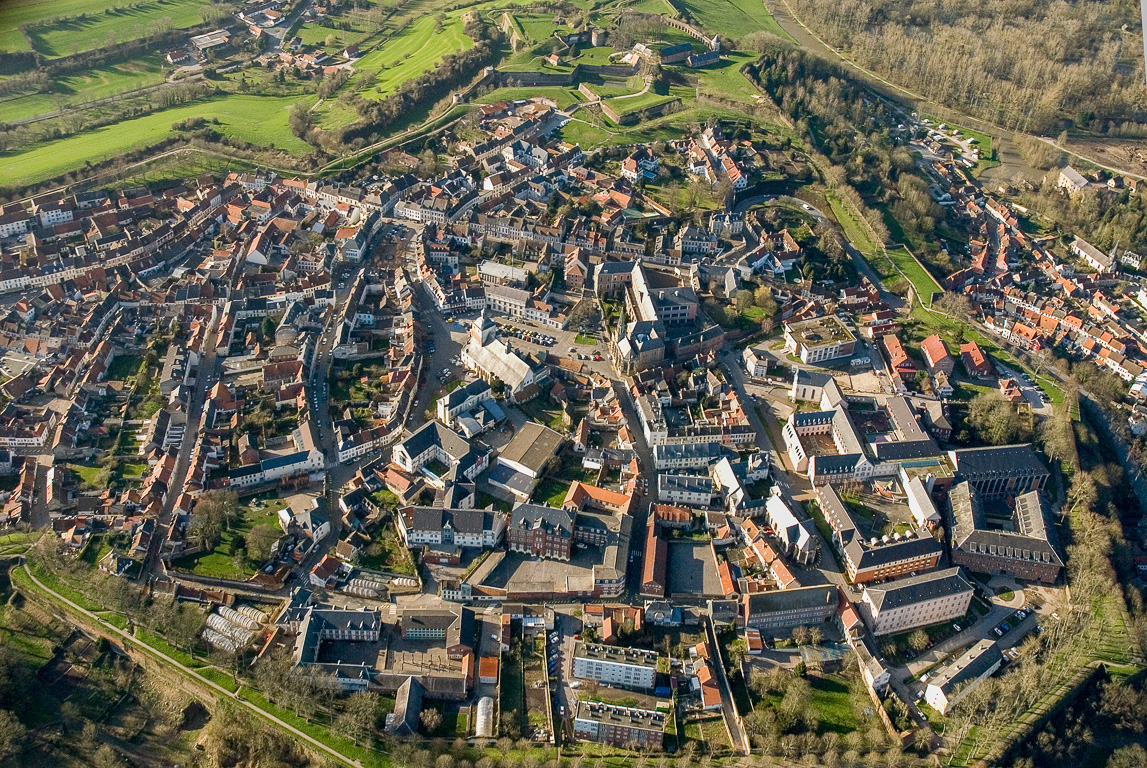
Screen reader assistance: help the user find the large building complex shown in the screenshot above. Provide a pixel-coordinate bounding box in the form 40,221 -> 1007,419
948,483 -> 1063,583
817,484 -> 942,583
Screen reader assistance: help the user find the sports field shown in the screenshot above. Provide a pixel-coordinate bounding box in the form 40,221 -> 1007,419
13,0 -> 214,57
676,0 -> 791,40
0,93 -> 311,186
352,14 -> 473,100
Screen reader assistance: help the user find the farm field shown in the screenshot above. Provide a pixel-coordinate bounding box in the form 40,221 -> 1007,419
676,0 -> 792,40
352,14 -> 473,100
0,93 -> 311,187
19,0 -> 215,58
295,6 -> 382,53
1,55 -> 168,122
477,86 -> 584,110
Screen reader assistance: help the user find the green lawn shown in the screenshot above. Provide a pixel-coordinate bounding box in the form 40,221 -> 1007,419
571,45 -> 617,65
22,0 -> 214,58
107,352 -> 143,381
825,189 -> 879,257
887,246 -> 942,306
0,93 -> 313,186
675,0 -> 793,40
353,14 -> 473,100
121,461 -> 148,479
477,86 -> 584,110
584,75 -> 645,99
809,674 -> 859,734
532,478 -> 570,507
171,498 -> 285,580
70,462 -> 104,487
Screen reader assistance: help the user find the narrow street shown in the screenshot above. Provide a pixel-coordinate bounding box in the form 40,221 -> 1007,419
143,311 -> 221,581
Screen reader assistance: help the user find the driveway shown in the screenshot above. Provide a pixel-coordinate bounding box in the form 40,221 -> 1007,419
903,582 -> 1026,678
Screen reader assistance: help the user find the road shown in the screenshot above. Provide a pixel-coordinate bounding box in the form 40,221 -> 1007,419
143,310 -> 222,581
21,561 -> 361,768
719,349 -> 855,595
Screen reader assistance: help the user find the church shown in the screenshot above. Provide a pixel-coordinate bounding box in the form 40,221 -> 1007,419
461,309 -> 545,403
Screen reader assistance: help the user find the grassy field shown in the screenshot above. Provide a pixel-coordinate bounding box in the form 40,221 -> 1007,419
477,86 -> 584,109
515,13 -> 574,43
22,0 -> 214,57
570,45 -> 616,65
887,246 -> 942,305
605,81 -> 692,115
171,497 -> 286,580
0,93 -> 312,186
584,75 -> 645,99
676,0 -> 792,40
691,51 -> 761,103
532,478 -> 570,507
560,102 -> 765,149
312,98 -> 362,130
295,6 -> 380,53
353,14 -> 473,100
0,0 -> 197,51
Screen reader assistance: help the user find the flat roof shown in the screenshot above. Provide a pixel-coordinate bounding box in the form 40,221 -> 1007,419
499,421 -> 564,474
576,701 -> 668,731
786,315 -> 856,349
574,642 -> 660,669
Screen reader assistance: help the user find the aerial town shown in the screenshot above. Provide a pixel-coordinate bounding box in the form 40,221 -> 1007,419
0,0 -> 1145,767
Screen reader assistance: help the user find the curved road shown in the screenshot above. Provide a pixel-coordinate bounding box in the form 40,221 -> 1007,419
21,561 -> 362,768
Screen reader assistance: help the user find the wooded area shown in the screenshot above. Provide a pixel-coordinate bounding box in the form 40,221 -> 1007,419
787,0 -> 1147,134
